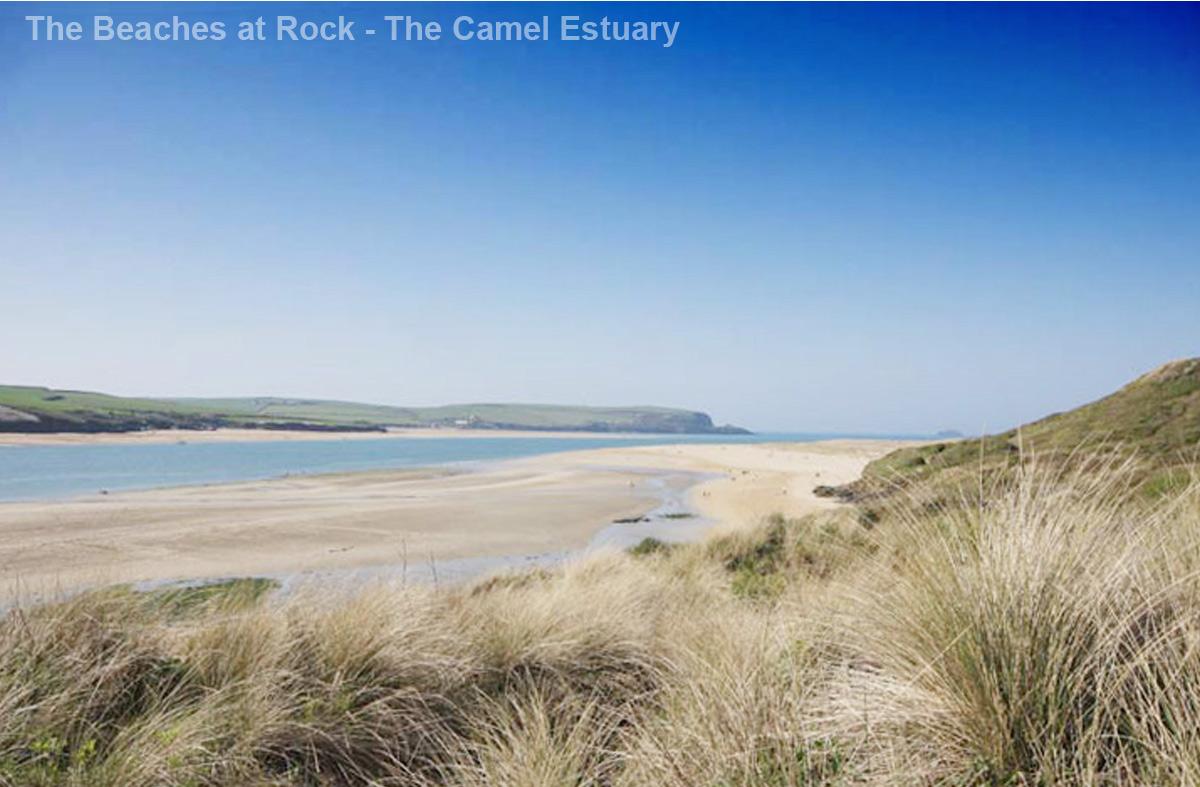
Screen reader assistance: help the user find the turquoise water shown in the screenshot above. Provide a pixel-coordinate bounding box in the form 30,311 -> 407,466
0,432 -> 911,503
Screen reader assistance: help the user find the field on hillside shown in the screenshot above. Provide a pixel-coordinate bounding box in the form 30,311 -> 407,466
0,385 -> 741,434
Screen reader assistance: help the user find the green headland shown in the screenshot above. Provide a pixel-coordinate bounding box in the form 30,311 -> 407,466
0,385 -> 748,435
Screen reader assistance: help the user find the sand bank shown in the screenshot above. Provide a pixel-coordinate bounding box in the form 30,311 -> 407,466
0,440 -> 911,595
0,427 -> 675,447
564,439 -> 909,525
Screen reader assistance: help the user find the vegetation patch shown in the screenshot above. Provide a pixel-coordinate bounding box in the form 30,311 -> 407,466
628,537 -> 676,557
137,577 -> 280,616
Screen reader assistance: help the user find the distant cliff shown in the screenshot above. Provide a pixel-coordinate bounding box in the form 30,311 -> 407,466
0,386 -> 750,435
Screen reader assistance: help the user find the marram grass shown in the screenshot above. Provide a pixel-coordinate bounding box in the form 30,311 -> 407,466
2,459 -> 1200,785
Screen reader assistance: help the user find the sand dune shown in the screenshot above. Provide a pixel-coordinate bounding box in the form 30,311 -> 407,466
0,440 -> 911,595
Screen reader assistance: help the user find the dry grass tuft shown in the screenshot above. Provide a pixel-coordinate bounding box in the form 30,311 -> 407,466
3,457 -> 1200,785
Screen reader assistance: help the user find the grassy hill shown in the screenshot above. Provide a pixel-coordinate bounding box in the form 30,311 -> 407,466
0,385 -> 748,435
835,357 -> 1200,500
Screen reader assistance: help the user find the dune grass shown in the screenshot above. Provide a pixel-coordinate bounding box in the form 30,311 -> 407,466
848,359 -> 1200,503
3,457 -> 1200,785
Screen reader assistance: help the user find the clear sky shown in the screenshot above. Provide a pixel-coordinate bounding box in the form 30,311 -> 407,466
2,2 -> 1197,433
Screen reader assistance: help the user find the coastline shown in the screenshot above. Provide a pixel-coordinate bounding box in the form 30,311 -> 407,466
0,427 -> 708,447
0,439 -> 913,596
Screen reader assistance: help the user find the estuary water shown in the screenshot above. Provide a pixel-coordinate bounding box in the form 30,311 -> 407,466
0,432 -> 900,503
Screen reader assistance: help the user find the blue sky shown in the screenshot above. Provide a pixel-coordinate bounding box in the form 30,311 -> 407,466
2,2 -> 1198,433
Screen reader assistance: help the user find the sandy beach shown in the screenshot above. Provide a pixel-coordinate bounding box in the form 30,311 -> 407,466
0,427 -> 679,447
0,440 -> 912,595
